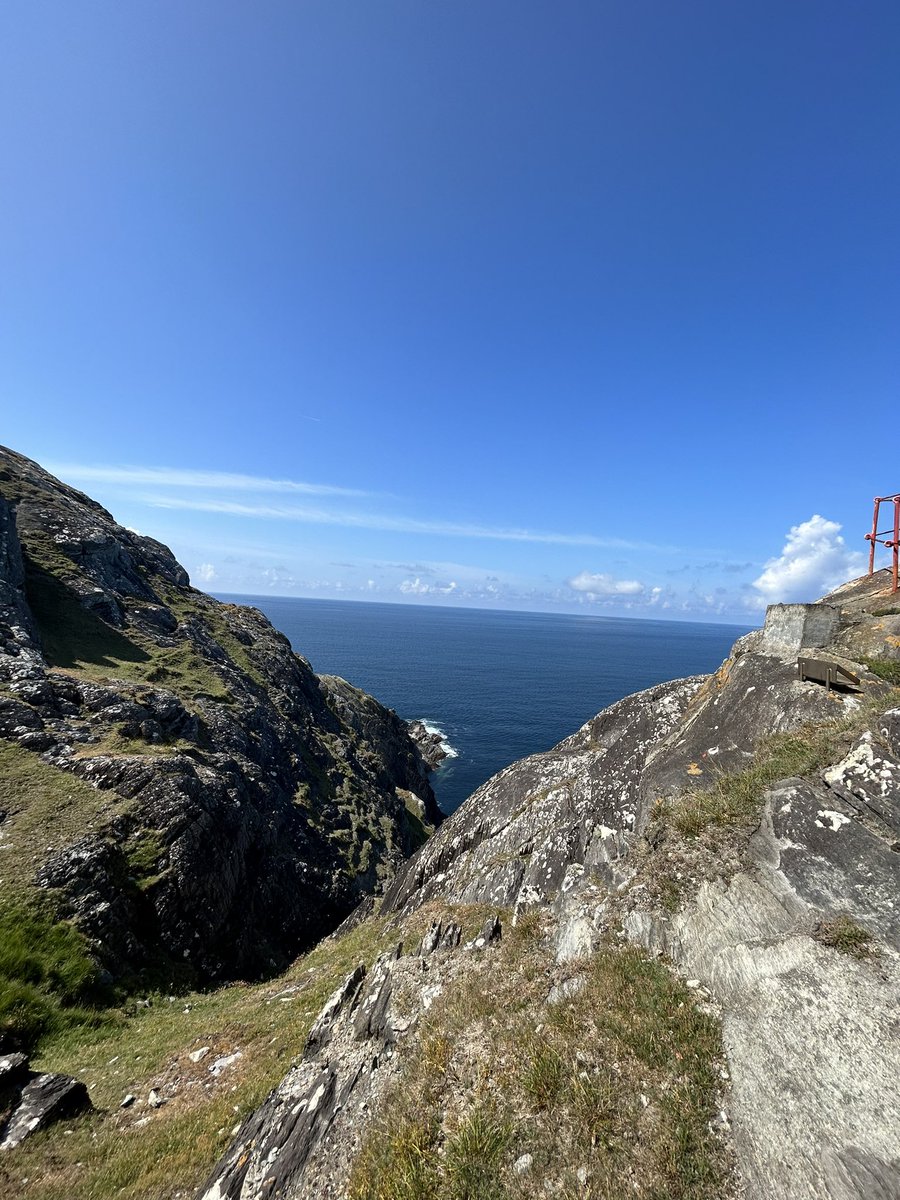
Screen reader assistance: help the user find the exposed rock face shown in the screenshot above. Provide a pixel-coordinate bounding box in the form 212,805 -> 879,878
199,919 -> 503,1200
384,575 -> 899,926
0,447 -> 441,984
0,1064 -> 92,1150
207,570 -> 900,1199
405,719 -> 450,770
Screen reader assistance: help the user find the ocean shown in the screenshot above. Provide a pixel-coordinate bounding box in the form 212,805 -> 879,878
219,596 -> 752,815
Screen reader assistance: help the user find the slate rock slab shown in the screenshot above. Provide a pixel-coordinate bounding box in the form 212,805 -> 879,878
0,1073 -> 92,1150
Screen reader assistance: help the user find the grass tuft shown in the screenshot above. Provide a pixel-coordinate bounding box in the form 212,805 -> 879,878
443,1106 -> 512,1200
0,893 -> 113,1052
861,656 -> 900,685
815,915 -> 877,960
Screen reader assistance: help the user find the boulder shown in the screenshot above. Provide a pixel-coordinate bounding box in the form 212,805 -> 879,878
0,1073 -> 92,1150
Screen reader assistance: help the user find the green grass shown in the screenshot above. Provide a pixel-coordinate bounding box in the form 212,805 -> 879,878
154,583 -> 269,690
19,543 -> 232,705
0,915 -> 399,1200
861,656 -> 900,685
815,915 -> 877,960
0,892 -> 113,1053
667,698 -> 899,836
24,557 -> 151,675
123,829 -> 166,891
0,740 -> 135,890
349,919 -> 730,1200
400,790 -> 433,852
443,1106 -> 513,1200
68,721 -> 198,761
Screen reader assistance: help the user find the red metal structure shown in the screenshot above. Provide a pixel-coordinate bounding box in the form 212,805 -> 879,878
866,493 -> 900,594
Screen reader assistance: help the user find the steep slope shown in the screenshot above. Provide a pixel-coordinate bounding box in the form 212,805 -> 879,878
200,572 -> 900,1200
0,447 -> 441,989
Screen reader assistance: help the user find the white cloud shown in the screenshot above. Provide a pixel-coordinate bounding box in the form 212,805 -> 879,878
568,571 -> 645,597
262,566 -> 296,589
140,494 -> 671,550
752,515 -> 864,604
195,562 -> 217,583
399,577 -> 458,595
47,462 -> 368,498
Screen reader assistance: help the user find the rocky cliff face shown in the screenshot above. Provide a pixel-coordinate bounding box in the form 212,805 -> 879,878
0,447 -> 441,985
202,571 -> 900,1200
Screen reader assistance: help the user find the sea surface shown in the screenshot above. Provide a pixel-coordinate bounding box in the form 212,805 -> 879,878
218,596 -> 752,815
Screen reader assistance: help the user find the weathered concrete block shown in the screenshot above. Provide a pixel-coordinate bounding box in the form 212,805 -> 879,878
759,603 -> 840,656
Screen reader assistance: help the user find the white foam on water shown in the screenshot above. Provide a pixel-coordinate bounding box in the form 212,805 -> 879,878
417,719 -> 459,759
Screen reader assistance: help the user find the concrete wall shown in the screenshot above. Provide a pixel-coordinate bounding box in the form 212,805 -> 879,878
759,604 -> 840,657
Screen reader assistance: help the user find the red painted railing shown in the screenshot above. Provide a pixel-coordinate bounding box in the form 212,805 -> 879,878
866,494 -> 900,594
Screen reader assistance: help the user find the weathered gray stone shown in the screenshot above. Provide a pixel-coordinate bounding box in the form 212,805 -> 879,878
0,1053 -> 28,1084
419,919 -> 442,956
353,944 -> 402,1041
0,1073 -> 91,1150
472,913 -> 502,948
304,964 -> 366,1056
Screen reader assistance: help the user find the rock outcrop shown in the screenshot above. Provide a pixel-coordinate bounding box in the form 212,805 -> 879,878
405,720 -> 450,770
0,1054 -> 92,1150
206,570 -> 900,1199
0,447 -> 441,987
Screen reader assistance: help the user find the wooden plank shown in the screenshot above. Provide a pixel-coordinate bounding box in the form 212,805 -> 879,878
797,658 -> 861,688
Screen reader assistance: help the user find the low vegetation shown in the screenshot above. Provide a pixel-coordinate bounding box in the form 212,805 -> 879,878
861,656 -> 900,686
815,915 -> 877,960
0,893 -> 114,1053
0,740 -> 134,891
0,916 -> 401,1200
20,542 -> 232,705
667,695 -> 899,836
349,915 -> 731,1200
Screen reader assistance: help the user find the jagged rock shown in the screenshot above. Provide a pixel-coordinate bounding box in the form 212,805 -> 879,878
0,446 -> 442,983
419,919 -> 443,956
0,1073 -> 91,1150
199,910 -> 496,1199
353,944 -> 402,1041
305,965 -> 367,1056
439,921 -> 461,950
472,913 -> 502,948
0,1054 -> 27,1080
405,719 -> 449,770
381,675 -> 708,917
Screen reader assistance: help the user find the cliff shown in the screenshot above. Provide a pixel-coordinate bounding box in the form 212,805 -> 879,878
3,447 -> 900,1200
198,572 -> 900,1200
0,446 -> 442,992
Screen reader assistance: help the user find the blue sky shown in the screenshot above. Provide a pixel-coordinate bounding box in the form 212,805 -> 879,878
2,1 -> 898,621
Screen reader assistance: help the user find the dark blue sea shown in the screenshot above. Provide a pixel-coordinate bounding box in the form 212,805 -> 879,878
218,596 -> 752,815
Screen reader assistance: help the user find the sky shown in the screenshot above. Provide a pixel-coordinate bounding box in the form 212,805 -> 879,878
1,1 -> 898,622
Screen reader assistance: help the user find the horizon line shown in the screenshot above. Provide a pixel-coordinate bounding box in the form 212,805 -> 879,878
211,587 -> 759,630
